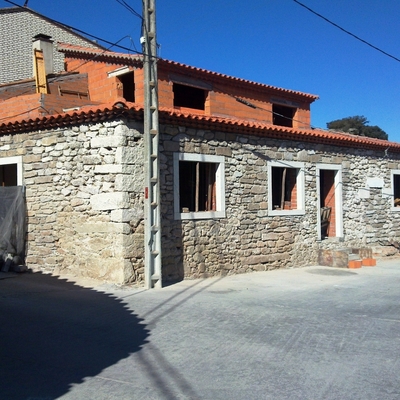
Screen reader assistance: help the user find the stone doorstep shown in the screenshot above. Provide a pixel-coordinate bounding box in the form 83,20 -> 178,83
318,248 -> 376,269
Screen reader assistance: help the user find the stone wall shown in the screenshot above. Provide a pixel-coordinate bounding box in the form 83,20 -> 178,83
159,124 -> 400,280
0,119 -> 145,283
2,118 -> 400,284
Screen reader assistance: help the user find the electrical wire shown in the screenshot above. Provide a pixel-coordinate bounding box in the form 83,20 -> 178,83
212,82 -> 324,130
0,34 -> 139,105
4,0 -> 143,55
0,106 -> 42,122
115,0 -> 143,20
3,0 -> 383,133
292,0 -> 400,63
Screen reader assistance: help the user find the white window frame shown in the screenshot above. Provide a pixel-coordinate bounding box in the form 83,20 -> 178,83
390,169 -> 400,211
316,164 -> 343,240
268,160 -> 305,216
0,156 -> 23,185
174,153 -> 225,220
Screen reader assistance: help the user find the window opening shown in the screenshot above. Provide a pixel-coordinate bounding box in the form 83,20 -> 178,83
319,169 -> 335,238
118,72 -> 135,102
393,174 -> 400,207
179,161 -> 216,212
271,166 -> 298,210
0,164 -> 17,187
173,83 -> 206,110
273,104 -> 295,127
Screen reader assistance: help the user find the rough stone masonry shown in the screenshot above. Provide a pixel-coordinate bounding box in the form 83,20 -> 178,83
1,117 -> 400,284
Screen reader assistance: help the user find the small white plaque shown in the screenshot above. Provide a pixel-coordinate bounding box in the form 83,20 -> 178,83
367,177 -> 384,188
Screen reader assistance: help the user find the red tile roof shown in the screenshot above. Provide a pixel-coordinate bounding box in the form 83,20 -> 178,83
57,43 -> 319,101
1,100 -> 399,152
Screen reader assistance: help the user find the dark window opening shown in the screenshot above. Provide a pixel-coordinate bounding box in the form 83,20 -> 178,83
118,72 -> 135,102
271,167 -> 297,210
319,170 -> 335,238
173,83 -> 206,110
179,161 -> 216,212
394,174 -> 400,207
0,164 -> 17,186
273,104 -> 295,127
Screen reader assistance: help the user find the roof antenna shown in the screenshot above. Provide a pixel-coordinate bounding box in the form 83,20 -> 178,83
23,0 -> 29,6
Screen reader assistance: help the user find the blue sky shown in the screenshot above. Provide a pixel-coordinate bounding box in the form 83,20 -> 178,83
3,0 -> 400,141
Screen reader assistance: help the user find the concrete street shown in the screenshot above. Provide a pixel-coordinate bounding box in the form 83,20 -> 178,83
1,258 -> 400,400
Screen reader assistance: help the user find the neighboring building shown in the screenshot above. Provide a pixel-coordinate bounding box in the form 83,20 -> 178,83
1,40 -> 400,285
0,6 -> 104,84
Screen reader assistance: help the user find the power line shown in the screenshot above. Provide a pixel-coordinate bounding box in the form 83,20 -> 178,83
292,0 -> 400,63
0,106 -> 42,122
0,33 -> 138,105
115,0 -> 143,20
213,82 -> 324,130
4,0 -> 142,54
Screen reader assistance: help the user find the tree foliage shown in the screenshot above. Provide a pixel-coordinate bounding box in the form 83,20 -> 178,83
326,115 -> 388,140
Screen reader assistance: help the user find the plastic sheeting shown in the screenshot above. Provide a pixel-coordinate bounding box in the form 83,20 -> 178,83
0,186 -> 26,266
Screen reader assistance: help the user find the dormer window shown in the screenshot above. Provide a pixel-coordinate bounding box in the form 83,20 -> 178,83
173,83 -> 207,111
108,67 -> 135,102
273,104 -> 296,127
117,72 -> 135,102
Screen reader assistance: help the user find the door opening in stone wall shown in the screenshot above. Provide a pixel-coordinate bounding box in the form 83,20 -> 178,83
319,169 -> 336,239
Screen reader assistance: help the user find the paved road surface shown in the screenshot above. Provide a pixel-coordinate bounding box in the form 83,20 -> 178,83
1,259 -> 400,399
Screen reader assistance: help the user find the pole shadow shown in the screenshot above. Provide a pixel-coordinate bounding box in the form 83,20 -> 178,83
0,272 -> 149,400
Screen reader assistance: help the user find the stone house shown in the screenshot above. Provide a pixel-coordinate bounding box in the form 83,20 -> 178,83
0,5 -> 104,84
1,42 -> 400,285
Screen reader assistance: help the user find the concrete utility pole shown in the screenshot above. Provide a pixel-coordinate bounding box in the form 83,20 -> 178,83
142,0 -> 162,288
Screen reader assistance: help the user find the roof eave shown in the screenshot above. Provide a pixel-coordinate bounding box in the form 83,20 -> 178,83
1,104 -> 398,153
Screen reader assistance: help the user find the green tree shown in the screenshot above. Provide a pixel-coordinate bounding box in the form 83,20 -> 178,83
326,115 -> 388,140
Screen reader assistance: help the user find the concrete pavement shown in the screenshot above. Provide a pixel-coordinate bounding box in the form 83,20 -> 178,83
1,258 -> 400,399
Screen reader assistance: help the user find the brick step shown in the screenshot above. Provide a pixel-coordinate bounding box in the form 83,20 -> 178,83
361,258 -> 376,267
348,260 -> 362,269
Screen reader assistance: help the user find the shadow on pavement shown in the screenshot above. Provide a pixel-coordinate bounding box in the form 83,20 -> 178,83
0,272 -> 149,400
306,268 -> 358,276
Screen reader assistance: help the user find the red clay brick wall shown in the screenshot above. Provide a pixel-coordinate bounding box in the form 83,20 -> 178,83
290,173 -> 298,209
157,72 -> 311,127
0,94 -> 44,122
65,58 -> 126,103
64,56 -> 312,127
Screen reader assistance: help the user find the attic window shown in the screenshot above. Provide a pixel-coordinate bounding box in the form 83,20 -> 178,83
173,83 -> 206,111
117,72 -> 135,102
273,104 -> 295,127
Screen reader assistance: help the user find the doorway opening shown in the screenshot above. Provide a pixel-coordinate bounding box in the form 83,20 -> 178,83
317,165 -> 343,240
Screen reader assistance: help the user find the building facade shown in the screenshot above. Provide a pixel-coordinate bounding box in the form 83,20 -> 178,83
1,43 -> 400,284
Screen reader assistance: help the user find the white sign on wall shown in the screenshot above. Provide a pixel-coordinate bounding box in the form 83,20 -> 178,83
366,177 -> 384,188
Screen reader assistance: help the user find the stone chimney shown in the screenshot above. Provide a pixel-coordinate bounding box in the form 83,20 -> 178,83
32,34 -> 54,75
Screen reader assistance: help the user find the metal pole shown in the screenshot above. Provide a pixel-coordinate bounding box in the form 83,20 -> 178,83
142,0 -> 162,288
